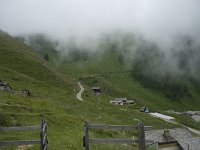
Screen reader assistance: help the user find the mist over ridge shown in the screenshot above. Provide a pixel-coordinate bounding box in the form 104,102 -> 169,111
0,0 -> 200,44
1,0 -> 200,97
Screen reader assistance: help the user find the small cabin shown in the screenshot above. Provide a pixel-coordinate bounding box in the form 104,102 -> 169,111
91,87 -> 101,95
110,98 -> 134,106
140,107 -> 150,113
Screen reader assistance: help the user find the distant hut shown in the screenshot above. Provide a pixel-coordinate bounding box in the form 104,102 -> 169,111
140,106 -> 150,113
91,87 -> 101,95
110,98 -> 134,106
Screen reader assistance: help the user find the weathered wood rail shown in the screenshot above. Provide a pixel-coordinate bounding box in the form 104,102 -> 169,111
83,121 -> 153,150
0,118 -> 48,150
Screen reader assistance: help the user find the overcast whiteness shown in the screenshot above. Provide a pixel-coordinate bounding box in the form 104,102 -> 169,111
0,0 -> 200,41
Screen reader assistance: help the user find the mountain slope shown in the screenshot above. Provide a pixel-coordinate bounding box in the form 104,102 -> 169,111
0,30 -> 199,150
53,36 -> 200,111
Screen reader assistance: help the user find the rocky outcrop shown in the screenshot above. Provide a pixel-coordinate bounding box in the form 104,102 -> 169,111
0,80 -> 31,97
0,80 -> 13,92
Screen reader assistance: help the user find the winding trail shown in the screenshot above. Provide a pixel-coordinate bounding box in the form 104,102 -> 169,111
76,82 -> 84,101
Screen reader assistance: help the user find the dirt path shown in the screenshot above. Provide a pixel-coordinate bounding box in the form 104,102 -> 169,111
77,82 -> 84,101
16,145 -> 32,150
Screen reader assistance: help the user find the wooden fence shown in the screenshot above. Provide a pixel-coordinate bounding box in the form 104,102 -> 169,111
83,121 -> 153,150
0,118 -> 48,150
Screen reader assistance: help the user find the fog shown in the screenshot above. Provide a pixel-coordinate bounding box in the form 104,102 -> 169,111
1,0 -> 200,44
1,0 -> 200,95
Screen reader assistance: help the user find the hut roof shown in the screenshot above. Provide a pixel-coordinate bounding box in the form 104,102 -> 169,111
91,87 -> 101,90
177,137 -> 200,150
114,98 -> 127,101
145,128 -> 193,143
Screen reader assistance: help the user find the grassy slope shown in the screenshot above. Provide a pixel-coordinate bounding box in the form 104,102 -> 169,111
60,48 -> 200,111
0,31 -> 199,150
58,45 -> 200,130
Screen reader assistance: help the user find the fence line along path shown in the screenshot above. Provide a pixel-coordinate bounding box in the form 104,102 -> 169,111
83,121 -> 153,150
0,118 -> 48,150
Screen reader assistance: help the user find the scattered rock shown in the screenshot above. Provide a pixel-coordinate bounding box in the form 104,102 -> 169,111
0,80 -> 31,97
20,90 -> 32,97
0,80 -> 13,92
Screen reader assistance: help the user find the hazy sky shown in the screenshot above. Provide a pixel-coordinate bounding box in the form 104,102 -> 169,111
0,0 -> 200,41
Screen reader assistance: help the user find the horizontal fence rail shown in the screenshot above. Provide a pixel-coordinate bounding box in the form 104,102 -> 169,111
89,139 -> 138,144
83,121 -> 153,150
0,118 -> 48,150
0,126 -> 40,131
88,124 -> 152,131
89,139 -> 153,144
0,140 -> 40,146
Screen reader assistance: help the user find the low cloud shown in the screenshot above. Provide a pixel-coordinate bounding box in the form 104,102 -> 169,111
0,0 -> 200,44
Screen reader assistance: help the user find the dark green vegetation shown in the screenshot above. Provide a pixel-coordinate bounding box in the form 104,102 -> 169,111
15,34 -> 59,63
0,30 -> 199,149
132,37 -> 200,101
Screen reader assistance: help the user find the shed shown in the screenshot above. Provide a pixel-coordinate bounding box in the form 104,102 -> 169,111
91,87 -> 101,95
110,98 -> 134,106
140,107 -> 150,113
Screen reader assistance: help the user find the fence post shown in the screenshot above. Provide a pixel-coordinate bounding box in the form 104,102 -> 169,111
138,121 -> 145,150
44,119 -> 47,150
40,119 -> 44,150
84,121 -> 89,150
40,118 -> 48,150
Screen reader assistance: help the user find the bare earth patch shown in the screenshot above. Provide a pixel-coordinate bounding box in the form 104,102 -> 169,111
16,145 -> 33,150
